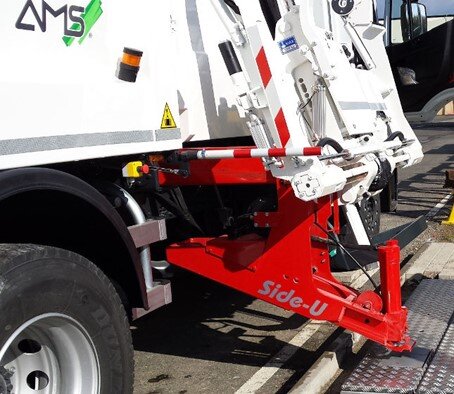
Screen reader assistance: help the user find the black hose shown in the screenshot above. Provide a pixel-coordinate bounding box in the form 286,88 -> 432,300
312,236 -> 378,251
314,223 -> 379,291
219,41 -> 242,76
385,131 -> 405,142
224,0 -> 241,14
317,137 -> 344,154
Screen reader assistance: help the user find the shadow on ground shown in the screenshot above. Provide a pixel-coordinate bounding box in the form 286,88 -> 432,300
390,144 -> 453,219
132,269 -> 308,367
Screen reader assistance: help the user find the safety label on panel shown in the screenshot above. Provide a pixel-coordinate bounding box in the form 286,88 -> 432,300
161,103 -> 177,129
278,36 -> 299,55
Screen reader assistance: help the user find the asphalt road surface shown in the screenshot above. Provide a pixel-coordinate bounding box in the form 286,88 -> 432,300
133,123 -> 454,394
383,120 -> 453,228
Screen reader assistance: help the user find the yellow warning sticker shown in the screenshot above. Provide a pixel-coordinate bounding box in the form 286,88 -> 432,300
160,103 -> 177,129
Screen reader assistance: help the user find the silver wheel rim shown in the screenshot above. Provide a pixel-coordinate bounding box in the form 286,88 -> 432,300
0,313 -> 100,394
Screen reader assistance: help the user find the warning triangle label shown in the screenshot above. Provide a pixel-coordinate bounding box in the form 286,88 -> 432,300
160,103 -> 177,129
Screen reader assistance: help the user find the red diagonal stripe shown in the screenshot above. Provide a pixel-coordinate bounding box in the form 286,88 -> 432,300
256,47 -> 272,88
274,109 -> 290,147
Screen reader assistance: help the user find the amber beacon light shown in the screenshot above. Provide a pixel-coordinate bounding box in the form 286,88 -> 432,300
118,47 -> 143,82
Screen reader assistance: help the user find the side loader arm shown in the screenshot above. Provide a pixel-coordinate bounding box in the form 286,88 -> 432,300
162,0 -> 423,351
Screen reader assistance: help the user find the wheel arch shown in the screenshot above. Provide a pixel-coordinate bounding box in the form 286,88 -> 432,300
0,167 -> 148,310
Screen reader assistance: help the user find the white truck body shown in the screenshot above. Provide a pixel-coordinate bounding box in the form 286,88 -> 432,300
0,0 -> 423,206
0,0 -> 183,169
0,0 -> 254,171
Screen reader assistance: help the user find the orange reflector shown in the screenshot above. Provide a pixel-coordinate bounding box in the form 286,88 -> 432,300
122,53 -> 142,67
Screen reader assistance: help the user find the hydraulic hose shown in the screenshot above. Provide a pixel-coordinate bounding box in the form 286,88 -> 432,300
317,137 -> 344,153
385,131 -> 405,142
224,0 -> 240,14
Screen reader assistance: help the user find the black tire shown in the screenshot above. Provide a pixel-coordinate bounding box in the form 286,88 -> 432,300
0,244 -> 133,394
380,169 -> 398,213
358,195 -> 381,237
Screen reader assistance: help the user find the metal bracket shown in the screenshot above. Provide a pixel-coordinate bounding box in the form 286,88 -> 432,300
128,219 -> 167,248
132,280 -> 172,320
253,212 -> 281,228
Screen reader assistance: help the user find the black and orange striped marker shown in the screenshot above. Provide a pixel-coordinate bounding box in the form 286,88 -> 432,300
118,47 -> 143,83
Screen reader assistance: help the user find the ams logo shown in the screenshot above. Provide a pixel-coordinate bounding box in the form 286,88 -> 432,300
15,0 -> 103,46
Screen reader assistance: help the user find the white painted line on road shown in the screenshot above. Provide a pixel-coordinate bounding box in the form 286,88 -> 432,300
426,193 -> 453,219
235,322 -> 323,394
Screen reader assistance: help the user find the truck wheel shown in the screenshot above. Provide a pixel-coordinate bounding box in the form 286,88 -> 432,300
0,244 -> 133,394
359,195 -> 381,237
380,170 -> 398,213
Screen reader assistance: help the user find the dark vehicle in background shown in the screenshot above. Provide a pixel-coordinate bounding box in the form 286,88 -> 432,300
377,0 -> 454,122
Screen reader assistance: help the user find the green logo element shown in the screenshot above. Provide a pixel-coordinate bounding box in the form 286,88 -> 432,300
63,0 -> 103,46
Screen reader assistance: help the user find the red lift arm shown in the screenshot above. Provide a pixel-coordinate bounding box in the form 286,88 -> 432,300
161,156 -> 412,352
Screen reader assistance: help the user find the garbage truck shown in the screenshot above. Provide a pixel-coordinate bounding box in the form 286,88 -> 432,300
0,0 -> 425,392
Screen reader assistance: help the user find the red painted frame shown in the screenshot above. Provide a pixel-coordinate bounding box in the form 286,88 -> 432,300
160,156 -> 412,351
158,156 -> 274,186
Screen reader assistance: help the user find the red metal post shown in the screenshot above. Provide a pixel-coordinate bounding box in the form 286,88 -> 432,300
379,240 -> 402,314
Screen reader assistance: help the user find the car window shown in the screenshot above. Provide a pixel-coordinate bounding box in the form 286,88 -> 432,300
376,0 -> 386,21
419,0 -> 454,32
387,0 -> 454,44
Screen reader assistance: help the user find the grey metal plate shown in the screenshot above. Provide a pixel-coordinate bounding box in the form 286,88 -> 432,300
342,280 -> 454,394
418,323 -> 454,393
372,216 -> 427,250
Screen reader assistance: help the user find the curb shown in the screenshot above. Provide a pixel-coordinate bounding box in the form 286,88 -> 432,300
403,242 -> 454,281
289,332 -> 362,394
401,242 -> 430,278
